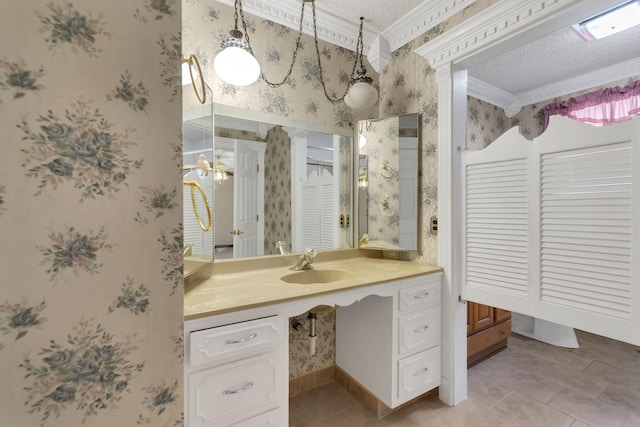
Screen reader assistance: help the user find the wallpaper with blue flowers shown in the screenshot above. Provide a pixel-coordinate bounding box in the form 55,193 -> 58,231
1,0 -> 183,425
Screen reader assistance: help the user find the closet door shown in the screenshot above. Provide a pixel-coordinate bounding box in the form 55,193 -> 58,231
462,117 -> 639,346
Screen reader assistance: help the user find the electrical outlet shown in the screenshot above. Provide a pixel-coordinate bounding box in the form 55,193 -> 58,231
430,215 -> 438,236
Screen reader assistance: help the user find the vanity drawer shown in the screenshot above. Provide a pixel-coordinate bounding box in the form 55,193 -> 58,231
398,307 -> 440,356
188,351 -> 281,427
229,408 -> 281,427
398,346 -> 441,402
190,316 -> 282,367
398,281 -> 440,313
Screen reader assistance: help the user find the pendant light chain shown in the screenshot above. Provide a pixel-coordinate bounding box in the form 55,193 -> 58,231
309,0 -> 360,104
238,0 -> 308,88
234,0 -> 367,103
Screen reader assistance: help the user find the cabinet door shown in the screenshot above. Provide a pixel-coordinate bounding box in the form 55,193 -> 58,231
471,303 -> 494,332
493,308 -> 511,323
467,303 -> 473,334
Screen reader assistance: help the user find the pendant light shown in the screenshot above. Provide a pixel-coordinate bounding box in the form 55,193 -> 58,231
213,0 -> 261,86
214,0 -> 378,109
344,17 -> 378,110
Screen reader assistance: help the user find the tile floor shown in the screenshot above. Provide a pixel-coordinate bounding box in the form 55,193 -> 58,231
289,331 -> 640,426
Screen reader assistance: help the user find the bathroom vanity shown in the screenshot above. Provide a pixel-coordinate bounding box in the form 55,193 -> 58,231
183,251 -> 442,427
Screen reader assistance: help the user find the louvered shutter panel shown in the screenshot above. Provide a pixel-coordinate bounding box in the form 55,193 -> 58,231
540,142 -> 632,319
465,158 -> 529,297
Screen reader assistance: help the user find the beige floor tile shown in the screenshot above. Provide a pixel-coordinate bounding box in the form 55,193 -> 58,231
493,390 -> 574,427
547,388 -> 631,427
539,364 -> 608,399
572,331 -> 636,368
597,384 -> 640,416
623,414 -> 640,427
581,360 -> 640,388
569,420 -> 592,427
438,397 -> 520,427
466,369 -> 513,407
470,348 -> 554,377
316,405 -> 384,427
294,383 -> 360,421
491,369 -> 564,403
290,406 -> 320,427
509,334 -> 591,372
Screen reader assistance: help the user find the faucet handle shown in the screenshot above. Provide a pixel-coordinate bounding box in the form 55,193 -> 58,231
304,247 -> 317,259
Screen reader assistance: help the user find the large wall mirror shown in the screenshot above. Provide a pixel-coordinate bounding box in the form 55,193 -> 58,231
182,103 -> 355,267
357,113 -> 420,251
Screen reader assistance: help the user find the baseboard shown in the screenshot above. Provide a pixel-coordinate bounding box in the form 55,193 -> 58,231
289,365 -> 335,397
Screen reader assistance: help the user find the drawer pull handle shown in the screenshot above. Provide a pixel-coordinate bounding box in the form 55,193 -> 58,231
414,292 -> 430,299
223,381 -> 254,395
225,332 -> 258,345
414,325 -> 429,333
413,368 -> 429,376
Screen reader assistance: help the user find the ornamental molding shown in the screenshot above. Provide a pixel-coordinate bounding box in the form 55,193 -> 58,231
381,0 -> 476,52
215,0 -> 376,54
216,0 -> 478,73
468,56 -> 640,117
414,0 -> 589,68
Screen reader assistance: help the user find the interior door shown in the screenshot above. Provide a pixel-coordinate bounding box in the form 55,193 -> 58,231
461,116 -> 639,346
233,140 -> 262,258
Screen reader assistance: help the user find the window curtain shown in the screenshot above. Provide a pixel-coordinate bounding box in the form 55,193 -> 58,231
539,79 -> 640,131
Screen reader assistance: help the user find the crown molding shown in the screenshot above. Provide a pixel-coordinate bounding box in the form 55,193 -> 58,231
467,76 -> 520,117
215,0 -> 377,53
382,0 -> 476,52
414,0 -> 591,68
516,55 -> 640,109
366,34 -> 390,73
468,56 -> 640,118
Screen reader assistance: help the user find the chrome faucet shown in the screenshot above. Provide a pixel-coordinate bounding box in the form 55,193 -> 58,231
290,247 -> 317,271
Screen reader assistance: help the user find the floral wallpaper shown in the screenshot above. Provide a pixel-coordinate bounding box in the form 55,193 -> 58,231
182,0 -> 378,130
263,126 -> 292,255
466,96 -> 511,150
1,0 -> 183,425
377,0 -> 500,264
289,310 -> 335,379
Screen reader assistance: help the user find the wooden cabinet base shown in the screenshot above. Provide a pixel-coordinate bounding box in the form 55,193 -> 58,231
467,303 -> 512,368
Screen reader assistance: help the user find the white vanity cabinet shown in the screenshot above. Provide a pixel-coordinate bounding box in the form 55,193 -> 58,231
336,274 -> 442,408
184,314 -> 287,427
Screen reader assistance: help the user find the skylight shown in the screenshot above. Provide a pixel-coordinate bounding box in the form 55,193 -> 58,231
573,0 -> 640,40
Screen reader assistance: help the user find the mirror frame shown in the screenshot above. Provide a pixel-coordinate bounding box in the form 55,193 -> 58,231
183,102 -> 358,267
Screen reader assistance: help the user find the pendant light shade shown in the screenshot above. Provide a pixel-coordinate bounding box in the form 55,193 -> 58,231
214,29 -> 261,86
345,81 -> 378,110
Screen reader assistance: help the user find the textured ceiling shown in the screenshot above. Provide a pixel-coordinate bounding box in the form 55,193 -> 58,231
469,23 -> 640,94
314,0 -> 425,32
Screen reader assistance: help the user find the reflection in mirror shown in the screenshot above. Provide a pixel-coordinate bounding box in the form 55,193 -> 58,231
182,91 -> 215,276
183,107 -> 354,262
358,113 -> 420,251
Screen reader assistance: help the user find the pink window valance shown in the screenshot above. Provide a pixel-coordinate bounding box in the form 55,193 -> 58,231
539,79 -> 640,131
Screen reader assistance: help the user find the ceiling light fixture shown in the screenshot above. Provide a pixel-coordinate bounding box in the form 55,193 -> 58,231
213,155 -> 229,183
214,0 -> 378,110
573,0 -> 640,40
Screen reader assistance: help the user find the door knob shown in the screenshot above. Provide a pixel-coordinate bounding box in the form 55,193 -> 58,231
230,230 -> 245,236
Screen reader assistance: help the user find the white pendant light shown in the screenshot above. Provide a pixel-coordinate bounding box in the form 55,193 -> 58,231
214,28 -> 261,87
345,68 -> 378,110
214,0 -> 260,87
344,18 -> 378,110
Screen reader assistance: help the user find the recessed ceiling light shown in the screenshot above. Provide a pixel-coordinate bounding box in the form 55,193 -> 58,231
573,0 -> 640,40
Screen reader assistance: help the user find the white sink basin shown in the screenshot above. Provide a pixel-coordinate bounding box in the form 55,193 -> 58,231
280,269 -> 353,284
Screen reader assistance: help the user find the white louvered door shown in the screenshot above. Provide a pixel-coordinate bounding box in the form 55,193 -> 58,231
462,116 -> 639,346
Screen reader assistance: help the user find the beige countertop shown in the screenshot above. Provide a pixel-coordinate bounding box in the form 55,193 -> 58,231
184,249 -> 442,321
